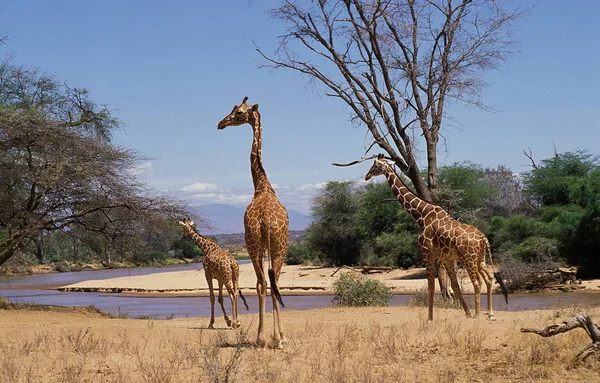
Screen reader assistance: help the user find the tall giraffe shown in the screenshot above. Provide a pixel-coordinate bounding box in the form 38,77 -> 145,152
364,154 -> 508,321
218,97 -> 288,348
179,219 -> 248,329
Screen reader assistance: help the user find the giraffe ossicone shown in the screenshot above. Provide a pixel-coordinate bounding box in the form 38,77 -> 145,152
179,219 -> 248,329
218,97 -> 289,348
364,154 -> 508,321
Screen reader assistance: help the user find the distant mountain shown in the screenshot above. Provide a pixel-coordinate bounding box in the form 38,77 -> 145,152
195,204 -> 312,235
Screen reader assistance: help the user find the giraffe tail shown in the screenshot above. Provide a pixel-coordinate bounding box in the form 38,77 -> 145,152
269,268 -> 285,308
486,238 -> 509,304
238,289 -> 249,311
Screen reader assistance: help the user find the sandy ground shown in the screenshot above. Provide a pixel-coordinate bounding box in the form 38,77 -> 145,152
58,263 -> 600,297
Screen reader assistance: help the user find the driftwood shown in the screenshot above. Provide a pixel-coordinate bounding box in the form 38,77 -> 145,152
330,265 -> 394,277
521,313 -> 600,362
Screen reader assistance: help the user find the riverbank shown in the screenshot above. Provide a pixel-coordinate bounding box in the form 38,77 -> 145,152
0,302 -> 599,382
58,263 -> 600,296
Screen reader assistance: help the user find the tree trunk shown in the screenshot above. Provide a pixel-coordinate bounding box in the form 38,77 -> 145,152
34,234 -> 45,264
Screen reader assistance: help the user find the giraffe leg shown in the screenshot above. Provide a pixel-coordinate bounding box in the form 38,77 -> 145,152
464,261 -> 482,318
217,282 -> 231,328
206,277 -> 216,329
444,260 -> 471,318
479,261 -> 495,320
271,254 -> 286,348
225,282 -> 239,329
250,256 -> 267,348
425,257 -> 436,321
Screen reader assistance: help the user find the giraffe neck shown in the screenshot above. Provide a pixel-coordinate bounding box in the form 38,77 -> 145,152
187,229 -> 219,255
383,164 -> 443,226
249,112 -> 275,194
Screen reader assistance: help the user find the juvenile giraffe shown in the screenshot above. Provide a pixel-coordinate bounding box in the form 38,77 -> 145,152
364,155 -> 508,321
218,97 -> 289,348
179,219 -> 248,329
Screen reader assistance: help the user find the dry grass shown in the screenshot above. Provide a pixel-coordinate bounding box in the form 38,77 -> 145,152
0,303 -> 599,382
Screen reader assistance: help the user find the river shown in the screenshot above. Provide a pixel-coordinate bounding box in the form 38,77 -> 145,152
1,263 -> 599,319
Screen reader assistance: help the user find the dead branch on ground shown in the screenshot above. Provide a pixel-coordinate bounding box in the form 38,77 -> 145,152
521,313 -> 600,362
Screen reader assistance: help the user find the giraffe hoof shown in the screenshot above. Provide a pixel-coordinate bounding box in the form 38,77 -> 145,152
208,324 -> 215,329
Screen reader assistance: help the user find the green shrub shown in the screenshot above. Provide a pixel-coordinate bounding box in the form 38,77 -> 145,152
373,231 -> 421,268
332,272 -> 392,307
131,250 -> 170,265
285,241 -> 316,265
509,236 -> 560,263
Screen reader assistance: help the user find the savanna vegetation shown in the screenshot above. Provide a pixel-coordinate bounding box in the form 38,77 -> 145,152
1,300 -> 599,382
0,58 -> 199,275
286,150 -> 600,288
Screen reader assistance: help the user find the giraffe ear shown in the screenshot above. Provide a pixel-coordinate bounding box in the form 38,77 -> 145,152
178,221 -> 185,226
190,220 -> 195,226
251,104 -> 259,111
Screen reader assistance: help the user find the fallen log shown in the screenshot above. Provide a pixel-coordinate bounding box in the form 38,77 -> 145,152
330,265 -> 394,277
521,313 -> 600,362
360,266 -> 393,274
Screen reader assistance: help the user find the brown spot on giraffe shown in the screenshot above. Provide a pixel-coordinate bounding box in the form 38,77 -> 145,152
179,219 -> 248,329
365,154 -> 508,321
218,97 -> 289,348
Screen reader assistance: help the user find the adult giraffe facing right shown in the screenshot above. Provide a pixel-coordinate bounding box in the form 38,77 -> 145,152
218,97 -> 288,348
364,154 -> 508,321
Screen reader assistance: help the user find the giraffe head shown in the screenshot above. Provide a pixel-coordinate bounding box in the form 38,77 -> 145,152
364,154 -> 391,181
178,218 -> 196,239
217,96 -> 259,130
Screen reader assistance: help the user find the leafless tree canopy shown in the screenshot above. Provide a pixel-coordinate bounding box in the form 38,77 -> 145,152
483,165 -> 524,217
259,0 -> 527,201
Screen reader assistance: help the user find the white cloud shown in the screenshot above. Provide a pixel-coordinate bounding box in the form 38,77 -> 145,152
295,182 -> 327,192
188,192 -> 252,206
180,182 -> 218,193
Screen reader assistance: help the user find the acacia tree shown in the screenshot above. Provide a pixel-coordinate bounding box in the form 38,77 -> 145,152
259,0 -> 526,201
0,60 -> 189,266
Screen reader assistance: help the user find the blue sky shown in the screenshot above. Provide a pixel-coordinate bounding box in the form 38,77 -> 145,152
1,1 -> 599,216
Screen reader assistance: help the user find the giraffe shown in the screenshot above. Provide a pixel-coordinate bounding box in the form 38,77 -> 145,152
179,219 -> 248,329
218,97 -> 289,348
364,154 -> 508,321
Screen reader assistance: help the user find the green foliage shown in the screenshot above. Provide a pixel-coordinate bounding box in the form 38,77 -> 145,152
523,150 -> 598,207
356,182 -> 402,239
437,162 -> 494,222
567,201 -> 600,278
332,272 -> 392,307
130,250 -> 170,266
488,214 -> 547,251
306,181 -> 365,266
285,240 -> 320,265
172,237 -> 202,259
373,230 -> 421,268
508,236 -> 560,263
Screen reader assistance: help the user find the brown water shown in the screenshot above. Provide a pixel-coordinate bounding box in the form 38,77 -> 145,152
1,264 -> 599,319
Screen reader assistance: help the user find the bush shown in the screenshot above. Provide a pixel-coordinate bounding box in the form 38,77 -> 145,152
285,241 -> 318,265
509,236 -> 560,263
131,250 -> 170,265
332,272 -> 392,307
373,231 -> 421,268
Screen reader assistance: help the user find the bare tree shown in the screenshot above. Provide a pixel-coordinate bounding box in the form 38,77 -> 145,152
259,0 -> 527,201
483,165 -> 524,218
